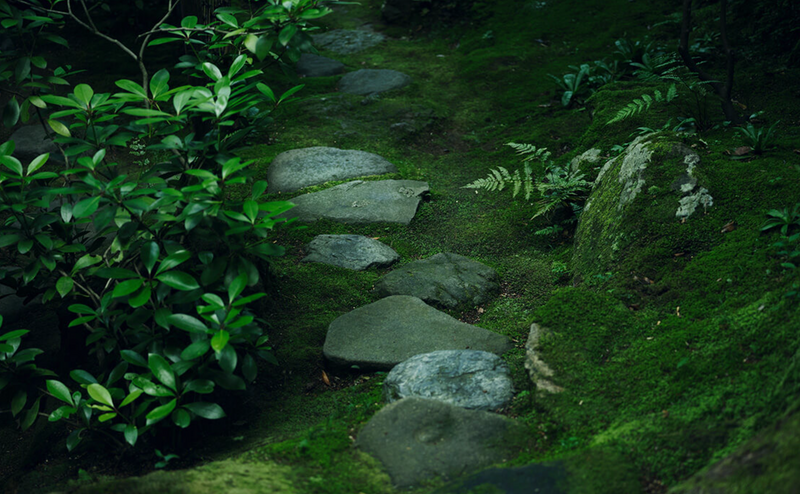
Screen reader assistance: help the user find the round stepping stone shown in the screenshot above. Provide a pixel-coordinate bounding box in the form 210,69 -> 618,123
279,180 -> 429,225
356,397 -> 522,488
375,252 -> 499,308
9,125 -> 58,163
384,350 -> 514,411
312,29 -> 385,54
267,147 -> 397,194
296,54 -> 345,77
323,295 -> 512,370
440,462 -> 568,494
302,234 -> 399,271
338,69 -> 412,95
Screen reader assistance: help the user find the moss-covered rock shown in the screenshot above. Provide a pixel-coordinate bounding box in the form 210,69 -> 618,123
573,133 -> 712,278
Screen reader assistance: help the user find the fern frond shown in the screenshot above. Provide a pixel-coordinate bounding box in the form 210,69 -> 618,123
606,84 -> 679,125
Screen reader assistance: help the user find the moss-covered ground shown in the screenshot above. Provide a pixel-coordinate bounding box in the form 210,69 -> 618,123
5,0 -> 800,492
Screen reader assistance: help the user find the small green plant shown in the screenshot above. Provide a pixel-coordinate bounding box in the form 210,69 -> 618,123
548,64 -> 592,107
606,84 -> 678,124
763,204 -> 800,302
154,449 -> 180,469
736,121 -> 779,155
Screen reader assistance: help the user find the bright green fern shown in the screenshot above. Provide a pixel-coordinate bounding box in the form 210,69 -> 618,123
606,84 -> 678,124
463,143 -> 551,200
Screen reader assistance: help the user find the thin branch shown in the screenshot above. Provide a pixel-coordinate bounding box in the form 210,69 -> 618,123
64,0 -> 138,62
138,0 -> 183,104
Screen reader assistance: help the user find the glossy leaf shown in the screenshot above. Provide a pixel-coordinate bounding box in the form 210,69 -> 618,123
120,389 -> 143,407
70,369 -> 98,384
121,349 -> 148,367
146,398 -> 176,422
184,401 -> 225,419
141,241 -> 159,274
148,353 -> 177,391
184,379 -> 214,394
181,340 -> 210,360
72,197 -> 101,218
21,397 -> 41,430
124,424 -> 138,446
172,408 -> 191,428
87,383 -> 114,407
48,119 -> 71,137
11,390 -> 26,416
156,271 -> 200,291
47,380 -> 75,407
113,278 -> 143,298
168,314 -> 208,333
66,428 -> 84,451
211,329 -> 230,352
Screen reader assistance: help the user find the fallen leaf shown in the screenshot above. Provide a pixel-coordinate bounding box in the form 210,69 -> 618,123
721,221 -> 736,233
662,410 -> 670,418
628,304 -> 640,311
674,252 -> 685,257
734,146 -> 752,156
643,277 -> 654,284
794,149 -> 800,155
321,370 -> 331,386
477,307 -> 485,314
676,306 -> 681,317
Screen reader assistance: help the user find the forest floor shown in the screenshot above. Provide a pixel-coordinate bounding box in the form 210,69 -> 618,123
3,0 -> 800,493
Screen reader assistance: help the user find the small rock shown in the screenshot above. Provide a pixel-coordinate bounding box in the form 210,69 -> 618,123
312,29 -> 385,54
302,234 -> 399,271
323,295 -> 512,370
384,350 -> 514,411
280,180 -> 429,225
296,54 -> 345,77
267,147 -> 397,193
339,69 -> 412,96
8,125 -> 58,164
524,323 -> 563,394
356,397 -> 522,488
375,252 -> 499,308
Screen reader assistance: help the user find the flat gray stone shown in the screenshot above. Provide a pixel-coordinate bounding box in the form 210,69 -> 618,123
356,397 -> 522,488
9,125 -> 58,163
384,350 -> 513,411
339,69 -> 412,95
323,295 -> 512,370
375,253 -> 499,308
312,29 -> 385,54
267,147 -> 397,193
281,180 -> 429,225
302,234 -> 399,271
296,53 -> 345,77
438,462 -> 568,494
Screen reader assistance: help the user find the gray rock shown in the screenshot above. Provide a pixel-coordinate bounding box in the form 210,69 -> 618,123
438,462 -> 568,494
573,135 -> 712,277
312,29 -> 385,54
339,69 -> 412,95
323,295 -> 512,370
375,252 -> 499,308
302,234 -> 399,271
524,324 -> 563,394
0,282 -> 42,325
356,397 -> 522,488
9,125 -> 58,164
384,350 -> 514,411
296,54 -> 345,77
267,147 -> 397,193
281,180 -> 429,225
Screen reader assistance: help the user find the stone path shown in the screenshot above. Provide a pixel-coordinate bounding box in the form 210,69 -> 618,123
267,22 -> 562,491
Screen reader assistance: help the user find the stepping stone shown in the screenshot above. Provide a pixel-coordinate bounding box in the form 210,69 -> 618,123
267,147 -> 397,194
438,462 -> 568,494
339,69 -> 412,95
9,125 -> 58,163
312,29 -> 385,54
280,180 -> 429,225
296,54 -> 345,77
384,350 -> 514,411
302,234 -> 399,271
323,295 -> 512,370
356,397 -> 522,488
375,252 -> 499,308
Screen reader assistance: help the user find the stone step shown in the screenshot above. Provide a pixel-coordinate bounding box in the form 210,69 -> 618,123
267,147 -> 397,194
356,397 -> 522,488
296,54 -> 345,78
375,252 -> 499,308
279,179 -> 429,225
339,69 -> 412,96
383,350 -> 514,411
312,29 -> 385,54
323,295 -> 512,370
301,234 -> 399,271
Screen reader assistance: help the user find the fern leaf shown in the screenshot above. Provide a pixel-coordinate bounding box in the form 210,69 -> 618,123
641,93 -> 653,108
666,83 -> 678,101
653,89 -> 663,102
512,170 -> 522,198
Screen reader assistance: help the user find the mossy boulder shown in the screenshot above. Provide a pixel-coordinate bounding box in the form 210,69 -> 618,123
572,134 -> 712,279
